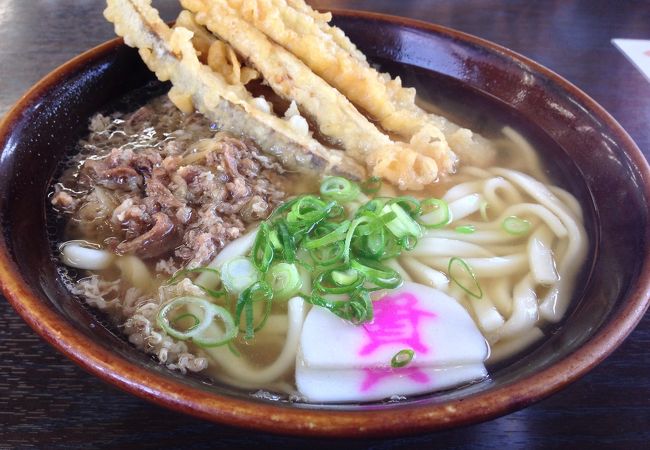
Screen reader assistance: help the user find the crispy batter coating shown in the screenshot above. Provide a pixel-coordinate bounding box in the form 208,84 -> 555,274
104,0 -> 365,180
183,0 -> 443,189
174,11 -> 259,86
222,0 -> 495,169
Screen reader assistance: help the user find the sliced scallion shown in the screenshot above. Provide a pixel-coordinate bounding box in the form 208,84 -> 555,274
391,349 -> 415,368
448,257 -> 483,299
351,258 -> 402,289
360,176 -> 382,195
252,222 -> 274,272
314,266 -> 364,294
167,266 -> 220,286
157,296 -> 237,347
308,289 -> 373,324
265,262 -> 302,301
170,313 -> 200,332
320,176 -> 361,203
383,203 -> 422,239
455,225 -> 476,234
502,215 -> 531,235
221,257 -> 260,294
419,198 -> 451,229
303,220 -> 350,249
235,281 -> 273,340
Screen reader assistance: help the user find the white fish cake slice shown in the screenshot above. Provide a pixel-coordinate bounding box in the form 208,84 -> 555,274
296,282 -> 488,402
296,362 -> 487,403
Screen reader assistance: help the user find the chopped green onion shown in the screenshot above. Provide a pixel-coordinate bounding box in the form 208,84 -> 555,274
383,203 -> 422,239
286,195 -> 331,235
343,216 -> 370,262
309,240 -> 345,266
173,176 -> 484,328
419,198 -> 451,228
235,281 -> 273,339
386,196 -> 421,217
350,258 -> 402,289
398,235 -> 419,251
360,176 -> 382,195
221,257 -> 260,294
195,285 -> 228,301
391,349 -> 415,368
308,289 -> 373,324
265,262 -> 302,300
252,222 -> 274,272
303,220 -> 350,249
448,257 -> 483,299
357,227 -> 385,258
331,268 -> 359,286
502,215 -> 531,235
170,313 -> 200,332
314,266 -> 364,294
357,198 -> 386,215
320,176 -> 361,203
275,221 -> 296,263
157,296 -> 237,347
166,266 -> 220,286
455,225 -> 476,234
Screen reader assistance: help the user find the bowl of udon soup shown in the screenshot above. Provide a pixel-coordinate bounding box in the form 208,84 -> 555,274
1,0 -> 649,437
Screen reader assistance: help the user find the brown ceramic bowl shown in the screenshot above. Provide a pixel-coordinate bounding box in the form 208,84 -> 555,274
0,10 -> 648,437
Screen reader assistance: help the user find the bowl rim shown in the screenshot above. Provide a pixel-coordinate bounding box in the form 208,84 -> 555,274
0,9 -> 649,438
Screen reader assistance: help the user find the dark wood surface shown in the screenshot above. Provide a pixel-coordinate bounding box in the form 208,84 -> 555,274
1,0 -> 648,448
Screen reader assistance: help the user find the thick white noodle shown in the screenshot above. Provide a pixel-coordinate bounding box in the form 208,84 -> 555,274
447,193 -> 483,222
485,277 -> 514,318
418,254 -> 529,278
115,255 -> 152,291
411,155 -> 587,362
458,166 -> 492,179
425,229 -> 523,244
496,275 -> 539,339
549,186 -> 584,221
528,226 -> 559,285
482,177 -> 523,214
469,291 -> 505,335
408,238 -> 494,258
199,296 -> 306,386
442,181 -> 484,203
399,256 -> 449,290
500,127 -> 546,181
60,241 -> 114,270
491,168 -> 588,321
384,258 -> 413,282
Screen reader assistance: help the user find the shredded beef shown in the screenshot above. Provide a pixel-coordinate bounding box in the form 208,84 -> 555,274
54,95 -> 287,270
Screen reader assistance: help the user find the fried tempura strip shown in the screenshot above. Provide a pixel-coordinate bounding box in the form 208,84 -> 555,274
226,0 -> 495,168
183,0 -> 443,189
284,0 -> 367,63
175,11 -> 259,86
183,0 -> 390,158
104,0 -> 365,180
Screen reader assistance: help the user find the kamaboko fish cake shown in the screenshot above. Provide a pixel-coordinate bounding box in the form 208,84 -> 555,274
296,282 -> 489,402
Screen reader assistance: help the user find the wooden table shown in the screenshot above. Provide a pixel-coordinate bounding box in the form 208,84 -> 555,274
1,0 -> 648,448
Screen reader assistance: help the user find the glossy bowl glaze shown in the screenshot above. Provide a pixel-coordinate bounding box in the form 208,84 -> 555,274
0,10 -> 648,437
